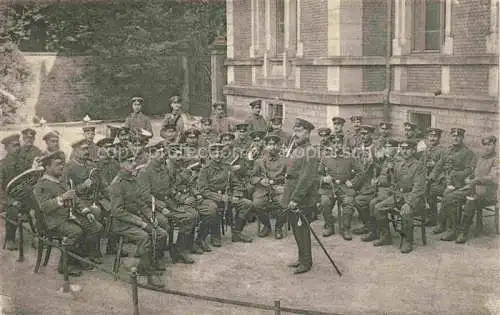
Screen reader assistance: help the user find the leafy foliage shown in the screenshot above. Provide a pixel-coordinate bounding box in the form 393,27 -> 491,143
2,1 -> 226,121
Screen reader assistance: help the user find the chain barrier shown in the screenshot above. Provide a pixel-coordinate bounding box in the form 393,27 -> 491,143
0,213 -> 340,315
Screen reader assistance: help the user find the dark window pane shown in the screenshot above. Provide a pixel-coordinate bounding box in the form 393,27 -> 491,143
425,30 -> 441,50
276,0 -> 285,54
425,0 -> 441,31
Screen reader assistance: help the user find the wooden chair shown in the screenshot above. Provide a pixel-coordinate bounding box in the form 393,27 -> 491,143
33,201 -> 62,273
474,203 -> 499,236
388,207 -> 427,247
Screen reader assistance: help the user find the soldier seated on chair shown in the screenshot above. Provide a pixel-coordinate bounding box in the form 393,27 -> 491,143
136,143 -> 199,266
33,151 -> 104,276
434,128 -> 475,241
372,139 -> 426,253
249,134 -> 287,239
109,151 -> 166,288
318,133 -> 360,239
368,138 -> 400,242
456,136 -> 498,244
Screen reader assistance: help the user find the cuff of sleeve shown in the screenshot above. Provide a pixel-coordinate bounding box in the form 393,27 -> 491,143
81,208 -> 91,215
57,197 -> 64,207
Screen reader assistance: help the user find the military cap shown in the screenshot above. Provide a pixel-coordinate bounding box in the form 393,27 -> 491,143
450,127 -> 466,137
400,139 -> 417,149
169,95 -> 181,103
384,138 -> 399,147
21,128 -> 36,137
317,127 -> 332,137
360,125 -> 376,133
131,96 -> 144,102
331,117 -> 346,125
71,139 -> 89,149
403,122 -> 417,130
209,143 -> 224,151
82,125 -> 95,132
220,132 -> 235,141
249,99 -> 262,108
184,128 -> 201,138
269,116 -> 283,124
426,128 -> 443,137
379,122 -> 392,129
42,131 -> 60,141
482,135 -> 497,145
350,116 -> 362,123
1,134 -> 20,146
250,130 -> 266,142
212,102 -> 225,109
264,134 -> 281,144
235,123 -> 250,132
38,150 -> 65,167
293,118 -> 315,131
201,117 -> 213,126
96,137 -> 114,147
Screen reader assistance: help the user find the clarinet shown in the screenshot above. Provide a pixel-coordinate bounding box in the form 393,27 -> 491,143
68,179 -> 78,222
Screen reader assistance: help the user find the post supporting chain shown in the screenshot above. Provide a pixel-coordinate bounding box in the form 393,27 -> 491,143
131,267 -> 140,315
17,213 -> 24,262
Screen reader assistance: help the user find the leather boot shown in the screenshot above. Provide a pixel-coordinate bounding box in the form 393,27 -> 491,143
196,222 -> 212,252
456,215 -> 473,244
293,264 -> 312,275
425,197 -> 438,226
5,240 -> 18,251
172,234 -> 195,264
441,212 -> 457,241
275,225 -> 284,239
322,224 -> 335,237
232,218 -> 253,243
400,217 -> 414,253
340,215 -> 352,241
433,205 -> 447,234
352,225 -> 369,235
374,218 -> 392,246
258,214 -> 271,237
186,231 -> 203,254
361,217 -> 378,242
57,255 -> 82,277
210,222 -> 222,247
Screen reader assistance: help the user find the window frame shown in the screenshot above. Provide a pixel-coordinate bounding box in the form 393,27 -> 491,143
411,0 -> 446,53
275,0 -> 286,56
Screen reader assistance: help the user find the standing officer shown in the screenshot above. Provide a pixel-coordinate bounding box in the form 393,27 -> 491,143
403,122 -> 427,154
34,150 -> 104,271
282,118 -> 319,274
268,116 -> 292,146
318,133 -> 361,239
372,139 -> 426,253
249,134 -> 287,239
234,123 -> 252,149
351,125 -> 380,241
18,128 -> 42,170
421,128 -> 446,227
0,134 -> 23,250
317,127 -> 332,149
435,128 -> 476,241
109,151 -> 166,288
162,95 -> 187,136
456,136 -> 498,244
331,117 -> 348,148
210,102 -> 231,134
373,122 -> 392,159
199,118 -> 219,147
346,116 -> 363,148
41,131 -> 66,161
124,96 -> 153,135
137,143 -> 199,265
244,100 -> 267,132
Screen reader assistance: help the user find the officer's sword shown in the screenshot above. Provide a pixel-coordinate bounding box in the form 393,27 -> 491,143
151,195 -> 158,267
291,208 -> 342,277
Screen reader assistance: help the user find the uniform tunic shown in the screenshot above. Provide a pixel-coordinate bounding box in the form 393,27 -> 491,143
250,153 -> 287,211
124,112 -> 153,134
244,114 -> 267,132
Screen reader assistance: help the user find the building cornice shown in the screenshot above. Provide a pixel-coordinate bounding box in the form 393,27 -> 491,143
390,92 -> 498,113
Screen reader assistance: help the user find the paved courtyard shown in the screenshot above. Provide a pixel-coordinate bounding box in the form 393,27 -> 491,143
0,217 -> 499,315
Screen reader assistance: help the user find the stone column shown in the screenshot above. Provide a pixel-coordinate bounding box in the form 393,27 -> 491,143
210,37 -> 228,105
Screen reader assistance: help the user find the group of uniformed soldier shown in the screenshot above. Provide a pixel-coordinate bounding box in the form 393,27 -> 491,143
0,95 -> 497,284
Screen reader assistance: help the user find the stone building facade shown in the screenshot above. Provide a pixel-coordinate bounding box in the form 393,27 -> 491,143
224,0 -> 499,148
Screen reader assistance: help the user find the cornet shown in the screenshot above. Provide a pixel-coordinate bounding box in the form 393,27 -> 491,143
246,143 -> 261,161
